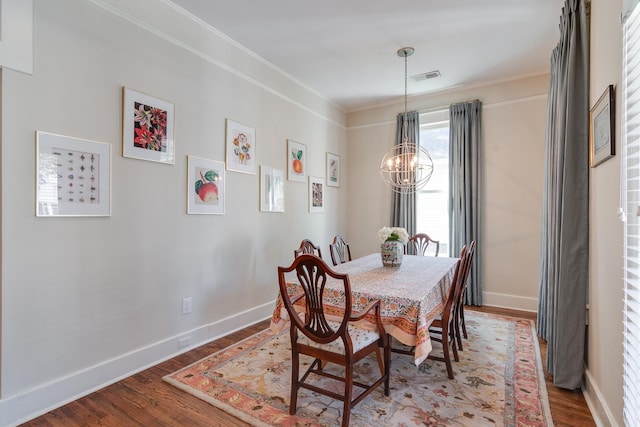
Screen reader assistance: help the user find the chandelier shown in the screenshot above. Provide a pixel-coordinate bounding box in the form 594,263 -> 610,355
379,47 -> 434,194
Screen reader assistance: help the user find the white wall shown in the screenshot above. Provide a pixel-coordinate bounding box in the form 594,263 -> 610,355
346,74 -> 549,312
0,1 -> 347,424
583,0 -> 625,425
0,1 -> 627,426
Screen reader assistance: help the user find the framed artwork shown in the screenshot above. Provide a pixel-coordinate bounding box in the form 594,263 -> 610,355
260,165 -> 285,212
326,152 -> 340,187
590,84 -> 615,167
36,131 -> 111,217
187,156 -> 225,215
309,176 -> 324,213
122,87 -> 175,164
225,119 -> 256,174
287,139 -> 306,182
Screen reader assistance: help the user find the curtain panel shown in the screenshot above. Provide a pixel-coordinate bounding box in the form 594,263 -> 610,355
391,111 -> 419,240
449,100 -> 481,305
537,0 -> 589,390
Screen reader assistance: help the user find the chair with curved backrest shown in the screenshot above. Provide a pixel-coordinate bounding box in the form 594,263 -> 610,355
278,254 -> 391,427
329,235 -> 352,266
454,240 -> 476,351
406,233 -> 440,256
425,245 -> 469,379
294,239 -> 322,258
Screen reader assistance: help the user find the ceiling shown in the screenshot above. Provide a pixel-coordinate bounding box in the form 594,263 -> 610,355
169,0 -> 563,112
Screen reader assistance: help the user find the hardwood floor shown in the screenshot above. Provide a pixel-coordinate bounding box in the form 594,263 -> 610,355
21,307 -> 595,427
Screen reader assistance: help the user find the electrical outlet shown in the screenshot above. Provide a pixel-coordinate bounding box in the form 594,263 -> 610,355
178,336 -> 190,348
182,297 -> 192,315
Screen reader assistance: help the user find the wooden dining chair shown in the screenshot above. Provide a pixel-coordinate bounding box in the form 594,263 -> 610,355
454,240 -> 477,351
329,235 -> 352,266
425,245 -> 470,379
294,239 -> 322,258
278,254 -> 391,427
405,233 -> 440,256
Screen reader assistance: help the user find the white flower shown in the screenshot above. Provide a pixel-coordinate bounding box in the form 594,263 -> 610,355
377,226 -> 409,245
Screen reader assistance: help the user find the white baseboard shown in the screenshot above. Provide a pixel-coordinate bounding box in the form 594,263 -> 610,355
482,291 -> 538,312
582,367 -> 621,427
0,302 -> 274,427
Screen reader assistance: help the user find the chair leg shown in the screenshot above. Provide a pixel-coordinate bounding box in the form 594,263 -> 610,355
342,364 -> 353,427
450,326 -> 459,362
441,326 -> 454,379
454,308 -> 464,351
375,347 -> 385,376
384,334 -> 391,395
289,350 -> 299,414
460,304 -> 468,339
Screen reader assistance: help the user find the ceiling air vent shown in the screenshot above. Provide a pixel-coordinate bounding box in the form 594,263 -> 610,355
411,70 -> 441,81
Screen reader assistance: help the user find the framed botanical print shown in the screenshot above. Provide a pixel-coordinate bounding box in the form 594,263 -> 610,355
287,139 -> 306,182
225,119 -> 256,174
122,87 -> 175,164
36,131 -> 111,217
309,176 -> 324,213
260,165 -> 285,212
187,156 -> 225,215
326,152 -> 340,187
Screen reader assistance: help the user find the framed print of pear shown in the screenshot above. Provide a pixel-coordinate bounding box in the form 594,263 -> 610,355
187,156 -> 225,214
287,139 -> 306,182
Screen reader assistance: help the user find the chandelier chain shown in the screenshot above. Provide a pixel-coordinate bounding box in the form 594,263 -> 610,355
379,47 -> 434,194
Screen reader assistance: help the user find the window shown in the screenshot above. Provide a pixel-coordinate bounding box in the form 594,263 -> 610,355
417,121 -> 450,255
622,2 -> 640,425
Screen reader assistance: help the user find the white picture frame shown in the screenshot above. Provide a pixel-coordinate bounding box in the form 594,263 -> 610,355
326,152 -> 340,187
122,87 -> 175,164
36,131 -> 111,217
260,165 -> 285,212
225,119 -> 256,174
287,139 -> 307,182
309,176 -> 324,213
187,156 -> 225,215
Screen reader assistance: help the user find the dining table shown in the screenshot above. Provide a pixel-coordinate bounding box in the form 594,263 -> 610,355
270,253 -> 459,366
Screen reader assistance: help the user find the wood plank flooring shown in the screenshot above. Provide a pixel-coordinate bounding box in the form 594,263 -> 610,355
20,306 -> 595,426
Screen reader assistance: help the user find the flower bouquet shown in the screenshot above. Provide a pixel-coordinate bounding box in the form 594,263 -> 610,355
378,226 -> 408,267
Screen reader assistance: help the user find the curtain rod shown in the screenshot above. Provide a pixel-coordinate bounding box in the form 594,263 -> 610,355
415,99 -> 480,114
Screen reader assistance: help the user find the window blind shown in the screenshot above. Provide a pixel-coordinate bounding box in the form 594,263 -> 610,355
623,4 -> 640,425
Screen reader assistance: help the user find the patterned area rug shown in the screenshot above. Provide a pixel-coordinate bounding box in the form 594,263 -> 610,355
163,311 -> 552,426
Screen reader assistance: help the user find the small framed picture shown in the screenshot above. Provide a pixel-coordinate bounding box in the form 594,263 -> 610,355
590,84 -> 615,167
122,87 -> 175,164
309,176 -> 324,213
187,156 -> 225,215
36,131 -> 111,217
225,119 -> 256,174
260,165 -> 285,212
326,152 -> 340,187
287,139 -> 306,182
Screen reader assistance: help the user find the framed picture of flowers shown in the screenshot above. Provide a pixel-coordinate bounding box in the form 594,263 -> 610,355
122,87 -> 175,164
187,156 -> 225,215
36,131 -> 111,217
309,176 -> 324,213
225,119 -> 256,174
287,139 -> 306,182
326,152 -> 340,187
260,165 -> 285,212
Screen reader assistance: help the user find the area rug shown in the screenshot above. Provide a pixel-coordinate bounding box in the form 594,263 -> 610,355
163,311 -> 553,426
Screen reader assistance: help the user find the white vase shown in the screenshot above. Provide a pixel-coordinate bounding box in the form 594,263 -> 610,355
381,240 -> 404,267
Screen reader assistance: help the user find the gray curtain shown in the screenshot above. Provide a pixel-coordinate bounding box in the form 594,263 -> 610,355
537,0 -> 589,390
390,111 -> 419,240
449,100 -> 482,305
